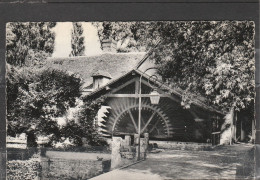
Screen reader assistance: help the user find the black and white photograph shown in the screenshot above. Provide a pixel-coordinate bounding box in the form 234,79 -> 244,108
6,21 -> 255,179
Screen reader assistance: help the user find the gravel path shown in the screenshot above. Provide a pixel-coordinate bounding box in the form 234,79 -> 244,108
91,144 -> 254,180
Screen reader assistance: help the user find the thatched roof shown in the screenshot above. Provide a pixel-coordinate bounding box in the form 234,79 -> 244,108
46,52 -> 146,87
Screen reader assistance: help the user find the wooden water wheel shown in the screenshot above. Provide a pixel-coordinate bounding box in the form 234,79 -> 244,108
104,97 -> 174,138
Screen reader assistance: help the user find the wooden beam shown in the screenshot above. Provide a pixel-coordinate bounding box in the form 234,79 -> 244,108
127,109 -> 138,133
106,94 -> 172,98
110,78 -> 136,94
141,111 -> 156,134
142,76 -> 223,114
108,77 -> 181,102
141,79 -> 181,102
140,79 -> 163,93
188,109 -> 199,118
162,93 -> 181,103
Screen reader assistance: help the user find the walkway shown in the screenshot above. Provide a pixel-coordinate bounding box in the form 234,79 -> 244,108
91,144 -> 254,180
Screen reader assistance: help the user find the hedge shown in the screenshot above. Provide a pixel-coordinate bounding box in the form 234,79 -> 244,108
7,158 -> 41,180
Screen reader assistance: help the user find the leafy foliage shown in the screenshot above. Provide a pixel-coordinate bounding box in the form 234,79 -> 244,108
96,21 -> 255,112
93,22 -> 146,52
7,64 -> 107,147
50,96 -> 108,147
7,158 -> 41,180
77,96 -> 108,146
70,22 -> 85,56
7,65 -> 82,145
6,22 -> 56,66
149,21 -> 254,112
6,22 -> 107,147
60,121 -> 84,146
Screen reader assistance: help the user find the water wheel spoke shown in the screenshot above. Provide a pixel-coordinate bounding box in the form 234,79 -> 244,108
149,119 -> 160,133
127,109 -> 138,133
108,99 -> 172,138
141,111 -> 156,134
140,115 -> 146,127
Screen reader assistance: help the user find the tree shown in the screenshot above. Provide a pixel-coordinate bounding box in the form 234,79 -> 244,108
149,21 -> 254,112
93,22 -> 147,52
7,65 -> 82,146
97,21 -> 254,112
70,22 -> 85,56
6,22 -> 56,66
98,21 -> 255,142
6,65 -> 108,147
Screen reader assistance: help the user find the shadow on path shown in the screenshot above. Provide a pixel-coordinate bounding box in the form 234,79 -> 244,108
91,144 -> 254,180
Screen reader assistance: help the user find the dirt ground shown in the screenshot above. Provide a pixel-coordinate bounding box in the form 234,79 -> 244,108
91,144 -> 255,180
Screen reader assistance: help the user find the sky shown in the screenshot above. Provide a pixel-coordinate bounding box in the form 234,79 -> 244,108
52,22 -> 102,57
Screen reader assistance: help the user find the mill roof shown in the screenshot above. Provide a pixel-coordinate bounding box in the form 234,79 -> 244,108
45,51 -> 224,115
46,52 -> 146,87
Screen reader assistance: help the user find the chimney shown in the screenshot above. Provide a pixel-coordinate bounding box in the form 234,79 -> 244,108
91,70 -> 112,89
101,38 -> 117,53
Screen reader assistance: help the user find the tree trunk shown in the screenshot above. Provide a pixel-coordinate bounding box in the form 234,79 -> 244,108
220,107 -> 235,145
252,118 -> 256,142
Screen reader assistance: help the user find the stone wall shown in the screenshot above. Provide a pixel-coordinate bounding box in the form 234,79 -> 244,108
111,136 -> 135,169
111,134 -> 149,169
149,140 -> 212,151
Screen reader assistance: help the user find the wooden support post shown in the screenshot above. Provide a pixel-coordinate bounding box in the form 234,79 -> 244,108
252,118 -> 256,142
241,120 -> 245,141
135,79 -> 139,95
125,135 -> 131,146
134,134 -> 139,145
234,111 -> 237,142
230,107 -> 234,145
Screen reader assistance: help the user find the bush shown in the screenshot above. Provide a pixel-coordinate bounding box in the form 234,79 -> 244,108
60,120 -> 109,148
7,158 -> 41,180
7,66 -> 82,146
7,148 -> 37,161
60,121 -> 84,146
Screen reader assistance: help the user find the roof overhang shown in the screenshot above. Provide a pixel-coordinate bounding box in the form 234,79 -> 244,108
84,68 -> 225,115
